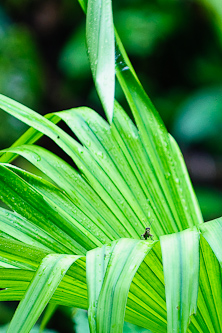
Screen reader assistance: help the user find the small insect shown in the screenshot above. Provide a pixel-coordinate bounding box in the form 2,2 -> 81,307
141,222 -> 154,241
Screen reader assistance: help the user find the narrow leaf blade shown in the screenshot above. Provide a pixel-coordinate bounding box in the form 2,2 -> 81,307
199,217 -> 222,265
86,238 -> 156,333
0,113 -> 60,164
160,229 -> 200,333
86,0 -> 115,123
7,253 -> 81,333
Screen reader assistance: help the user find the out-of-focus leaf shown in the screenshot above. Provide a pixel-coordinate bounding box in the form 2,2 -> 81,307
173,86 -> 222,147
0,324 -> 57,333
195,187 -> 222,221
73,309 -> 153,333
200,0 -> 222,46
74,309 -> 90,333
0,6 -> 11,34
115,8 -> 176,56
0,26 -> 44,109
39,303 -> 57,332
59,24 -> 90,79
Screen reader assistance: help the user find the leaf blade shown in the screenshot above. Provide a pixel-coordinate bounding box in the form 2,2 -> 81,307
160,229 -> 200,333
86,0 -> 115,123
199,217 -> 222,265
7,253 -> 81,333
86,238 -> 156,333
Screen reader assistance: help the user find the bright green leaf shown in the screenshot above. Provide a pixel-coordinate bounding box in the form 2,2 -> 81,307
86,238 -> 156,333
160,229 -> 200,333
199,218 -> 222,265
86,0 -> 115,123
7,253 -> 81,333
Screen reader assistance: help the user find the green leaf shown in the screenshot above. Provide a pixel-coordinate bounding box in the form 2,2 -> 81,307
2,149 -> 123,241
7,253 -> 81,333
0,3 -> 221,332
5,163 -> 106,250
86,0 -> 115,123
0,113 -> 60,164
0,96 -> 139,238
78,0 -> 87,13
0,91 -> 202,238
0,94 -> 87,166
126,243 -> 167,333
160,229 -> 200,333
54,105 -> 202,237
0,164 -> 87,254
56,108 -> 151,238
39,303 -> 57,332
199,218 -> 222,265
0,265 -> 88,309
86,238 -> 156,333
0,207 -> 57,252
53,106 -> 174,236
189,236 -> 222,332
75,0 -> 203,230
0,237 -> 168,332
115,36 -> 203,231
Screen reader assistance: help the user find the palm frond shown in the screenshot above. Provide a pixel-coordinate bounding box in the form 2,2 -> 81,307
0,0 -> 221,331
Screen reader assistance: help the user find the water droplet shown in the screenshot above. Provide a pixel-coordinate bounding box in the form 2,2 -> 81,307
97,151 -> 103,158
78,147 -> 84,154
121,66 -> 129,72
165,172 -> 171,179
175,178 -> 180,184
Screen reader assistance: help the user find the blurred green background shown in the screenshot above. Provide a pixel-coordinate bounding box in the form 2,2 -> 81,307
0,0 -> 222,331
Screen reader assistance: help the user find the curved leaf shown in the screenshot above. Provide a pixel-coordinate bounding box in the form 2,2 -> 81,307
0,207 -> 57,252
0,236 -> 166,331
115,39 -> 203,230
199,217 -> 222,265
0,164 -> 87,254
56,106 -> 174,237
75,0 -> 203,230
160,229 -> 200,333
86,238 -> 156,333
0,147 -> 127,240
5,163 -> 106,249
0,113 -> 60,164
7,254 -> 81,333
189,236 -> 222,333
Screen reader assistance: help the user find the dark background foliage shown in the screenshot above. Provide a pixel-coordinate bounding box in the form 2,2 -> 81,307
0,0 -> 222,330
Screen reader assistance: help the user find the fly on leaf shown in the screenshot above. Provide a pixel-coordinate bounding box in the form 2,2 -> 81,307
141,222 -> 154,241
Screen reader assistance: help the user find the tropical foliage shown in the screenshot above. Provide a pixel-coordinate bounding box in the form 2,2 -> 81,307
0,0 -> 221,332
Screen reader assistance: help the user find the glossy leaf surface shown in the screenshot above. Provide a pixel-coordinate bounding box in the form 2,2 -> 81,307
7,254 -> 81,333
